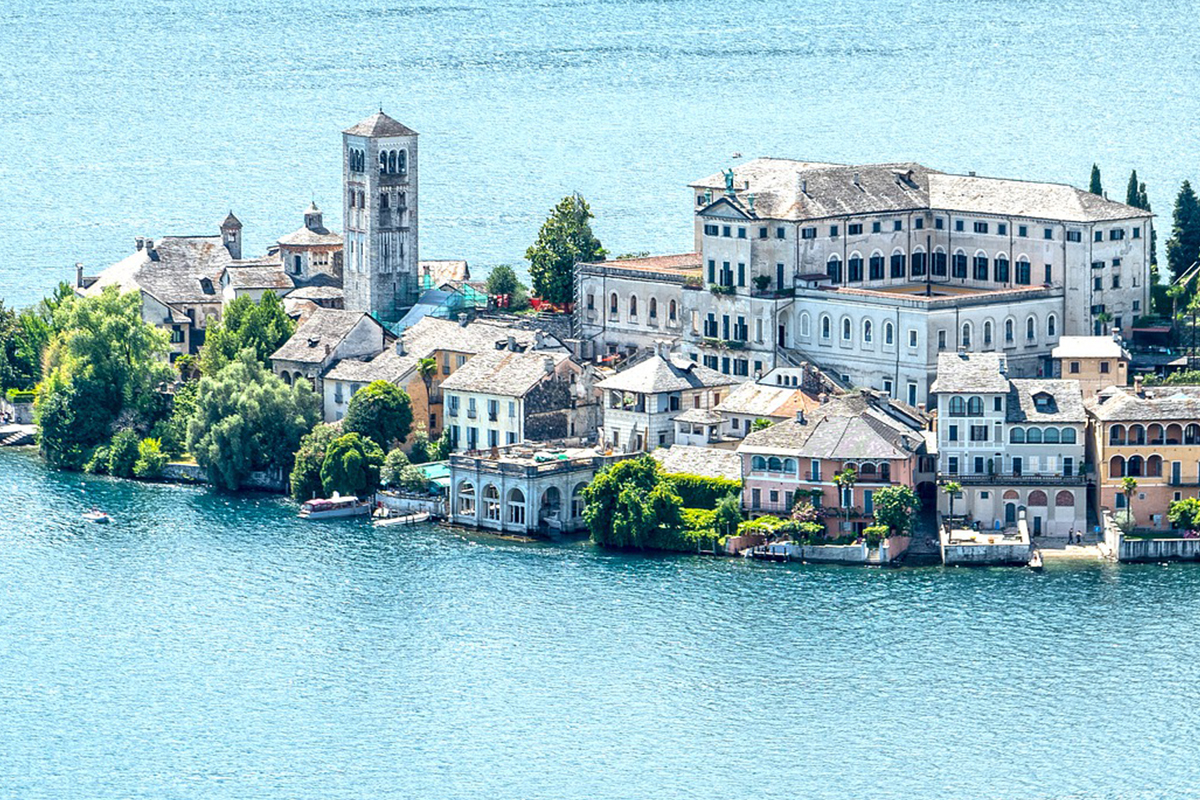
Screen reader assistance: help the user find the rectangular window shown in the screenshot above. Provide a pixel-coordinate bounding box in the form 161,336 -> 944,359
993,397 -> 1003,411
994,257 -> 1009,283
848,223 -> 863,236
506,431 -> 517,445
970,425 -> 988,442
907,383 -> 918,405
487,399 -> 499,421
758,227 -> 768,239
872,221 -> 882,233
948,456 -> 959,474
509,401 -> 516,418
1094,276 -> 1102,291
955,219 -> 964,232
893,220 -> 903,232
869,255 -> 885,280
1112,275 -> 1121,289
915,217 -> 924,230
722,225 -> 731,237
801,227 -> 817,240
488,429 -> 499,448
1016,261 -> 1031,285
935,217 -> 945,230
933,251 -> 947,276
830,225 -> 839,237
703,224 -> 719,236
890,253 -> 906,278
1094,230 -> 1103,242
911,251 -> 927,276
776,227 -> 786,239
938,330 -> 947,350
1110,229 -> 1125,240
1067,230 -> 1082,242
1044,264 -> 1052,283
708,260 -> 716,283
908,329 -> 918,348
973,255 -> 988,281
737,227 -> 747,239
737,263 -> 745,286
998,223 -> 1008,235
974,221 -> 989,234
1133,227 -> 1142,239
1100,361 -> 1111,374
952,253 -> 968,279
974,456 -> 985,474
1112,257 -> 1122,267
1044,228 -> 1054,240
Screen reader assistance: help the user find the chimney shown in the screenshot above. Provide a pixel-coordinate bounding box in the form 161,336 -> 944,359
969,170 -> 976,177
544,356 -> 556,374
747,193 -> 756,211
795,409 -> 805,424
957,346 -> 967,358
395,338 -> 406,356
818,392 -> 829,404
507,335 -> 519,352
533,330 -> 545,349
853,172 -> 861,187
801,178 -> 808,195
917,402 -> 926,414
135,237 -> 144,251
458,313 -> 469,327
75,262 -> 84,289
1134,375 -> 1144,397
144,239 -> 157,260
654,339 -> 671,358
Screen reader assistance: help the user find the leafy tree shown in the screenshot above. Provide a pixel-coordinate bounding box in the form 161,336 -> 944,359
198,291 -> 295,375
407,427 -> 432,464
1168,498 -> 1200,532
750,417 -> 773,432
526,193 -> 606,304
188,349 -> 320,490
583,454 -> 684,549
107,429 -> 141,478
393,464 -> 431,494
943,480 -> 963,520
713,492 -> 743,538
871,485 -> 920,536
133,437 -> 168,479
485,265 -> 531,310
1126,170 -> 1141,207
1089,164 -> 1103,196
832,467 -> 858,531
343,380 -> 413,450
289,423 -> 341,501
174,354 -> 199,382
381,448 -> 411,487
34,377 -> 113,469
427,428 -> 453,461
1166,180 -> 1200,283
152,379 -> 199,457
320,433 -> 384,498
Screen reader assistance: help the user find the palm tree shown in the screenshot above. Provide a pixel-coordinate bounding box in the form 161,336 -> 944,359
943,481 -> 962,522
417,357 -> 438,402
832,467 -> 857,533
1122,476 -> 1138,527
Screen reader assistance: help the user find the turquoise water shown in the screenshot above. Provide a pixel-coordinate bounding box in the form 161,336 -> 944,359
3,447 -> 1200,799
2,0 -> 1198,308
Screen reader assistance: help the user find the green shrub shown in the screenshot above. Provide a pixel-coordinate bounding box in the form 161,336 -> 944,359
681,507 -> 717,535
83,445 -> 110,475
133,437 -> 168,479
666,473 -> 741,510
107,429 -> 140,478
863,524 -> 889,547
6,389 -> 36,404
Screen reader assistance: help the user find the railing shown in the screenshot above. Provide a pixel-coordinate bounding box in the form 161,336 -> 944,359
750,287 -> 795,299
946,471 -> 1089,485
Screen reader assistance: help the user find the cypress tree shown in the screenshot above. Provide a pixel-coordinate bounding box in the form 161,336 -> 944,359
1089,164 -> 1103,196
1139,181 -> 1158,269
1166,181 -> 1200,283
1126,170 -> 1140,207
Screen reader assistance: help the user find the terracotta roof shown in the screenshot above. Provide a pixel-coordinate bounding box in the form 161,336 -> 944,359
421,260 -> 470,284
652,445 -> 741,481
715,380 -> 820,418
343,111 -> 417,138
931,352 -> 1011,394
578,253 -> 701,276
595,352 -> 738,393
737,393 -> 924,460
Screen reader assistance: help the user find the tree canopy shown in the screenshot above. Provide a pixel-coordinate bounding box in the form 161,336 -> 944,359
289,423 -> 342,501
320,433 -> 385,498
485,265 -> 531,310
871,485 -> 920,536
187,349 -> 320,490
343,380 -> 413,450
1168,498 -> 1200,532
583,455 -> 684,549
1088,164 -> 1103,196
526,193 -> 605,304
1167,180 -> 1200,283
198,291 -> 295,375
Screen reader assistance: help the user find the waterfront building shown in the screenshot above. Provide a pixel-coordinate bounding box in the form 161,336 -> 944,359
269,308 -> 387,396
576,159 -> 1151,405
1050,335 -> 1130,400
736,392 -> 930,532
713,363 -> 837,440
342,111 -> 420,321
322,315 -> 565,429
930,351 -> 1087,536
441,348 -> 597,452
594,342 -> 738,453
1088,382 -> 1200,531
449,443 -> 629,535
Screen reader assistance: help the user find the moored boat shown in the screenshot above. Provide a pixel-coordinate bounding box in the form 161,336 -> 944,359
298,494 -> 371,520
1028,550 -> 1044,571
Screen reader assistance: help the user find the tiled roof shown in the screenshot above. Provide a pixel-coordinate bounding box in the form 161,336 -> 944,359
278,226 -> 343,247
737,393 -> 923,460
930,352 -> 1011,394
652,445 -> 741,482
595,352 -> 738,393
1007,379 -> 1086,423
673,407 -> 723,424
1088,386 -> 1200,422
439,349 -> 571,397
578,253 -> 702,276
270,308 -> 370,364
343,111 -> 417,138
84,236 -> 232,305
690,158 -> 1151,224
715,380 -> 819,418
1051,336 -> 1129,360
285,285 -> 344,300
221,265 -> 294,291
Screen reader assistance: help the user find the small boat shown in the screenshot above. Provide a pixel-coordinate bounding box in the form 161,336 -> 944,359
1028,550 -> 1044,571
374,511 -> 430,527
82,509 -> 111,524
298,493 -> 372,520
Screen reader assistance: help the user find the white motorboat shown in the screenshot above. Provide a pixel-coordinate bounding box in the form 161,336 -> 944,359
82,509 -> 111,524
298,494 -> 372,520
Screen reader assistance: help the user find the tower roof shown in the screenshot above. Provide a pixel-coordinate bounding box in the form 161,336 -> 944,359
343,111 -> 418,138
221,211 -> 242,229
305,201 -> 321,215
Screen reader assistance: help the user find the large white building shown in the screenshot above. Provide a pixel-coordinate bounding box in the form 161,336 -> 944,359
577,159 -> 1153,405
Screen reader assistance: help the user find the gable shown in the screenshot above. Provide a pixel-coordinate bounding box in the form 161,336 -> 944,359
699,198 -> 750,219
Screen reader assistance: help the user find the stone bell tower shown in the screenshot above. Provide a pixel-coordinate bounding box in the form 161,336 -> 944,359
341,110 -> 419,322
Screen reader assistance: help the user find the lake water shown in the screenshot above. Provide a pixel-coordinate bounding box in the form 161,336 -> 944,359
1,0 -> 1198,308
3,447 -> 1200,799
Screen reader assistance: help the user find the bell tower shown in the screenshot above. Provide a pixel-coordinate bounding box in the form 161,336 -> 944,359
342,111 -> 419,322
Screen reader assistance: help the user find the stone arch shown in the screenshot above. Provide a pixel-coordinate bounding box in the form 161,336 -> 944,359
482,483 -> 501,521
507,487 -> 527,526
1028,490 -> 1048,507
457,481 -> 476,515
1109,455 -> 1125,478
1055,491 -> 1075,506
1003,490 -> 1020,500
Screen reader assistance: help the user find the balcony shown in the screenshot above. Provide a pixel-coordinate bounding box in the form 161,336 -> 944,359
943,471 -> 1089,486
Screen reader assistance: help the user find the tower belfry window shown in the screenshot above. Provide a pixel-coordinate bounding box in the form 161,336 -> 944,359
388,151 -> 397,174
398,150 -> 407,174
380,152 -> 387,174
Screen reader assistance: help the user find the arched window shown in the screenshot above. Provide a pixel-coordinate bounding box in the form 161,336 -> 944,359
984,321 -> 993,347
1010,427 -> 1025,444
571,482 -> 588,519
1110,456 -> 1125,478
1110,424 -> 1126,445
848,255 -> 864,282
869,252 -> 885,280
1129,424 -> 1145,445
1047,314 -> 1057,338
859,462 -> 877,475
1061,427 -> 1076,444
1026,428 -> 1043,444
863,319 -> 873,344
380,151 -> 388,174
752,455 -> 766,471
783,458 -> 797,474
1044,427 -> 1060,444
648,297 -> 657,319
949,396 -> 966,416
1187,424 -> 1200,445
800,312 -> 811,338
1127,455 -> 1144,477
507,488 -> 526,525
827,255 -> 842,283
967,396 -> 983,416
483,485 -> 501,521
1167,423 -> 1183,444
880,462 -> 891,481
961,323 -> 972,349
389,150 -> 398,174
952,250 -> 968,278
821,315 -> 832,340
629,295 -> 638,317
1028,490 -> 1048,507
767,456 -> 783,472
668,300 -> 677,322
842,317 -> 852,341
1149,424 -> 1164,445
884,321 -> 894,346
610,293 -> 618,315
457,482 -> 476,515
398,149 -> 407,174
1147,455 -> 1163,477
1005,319 -> 1014,343
1026,316 -> 1036,341
1056,491 -> 1075,507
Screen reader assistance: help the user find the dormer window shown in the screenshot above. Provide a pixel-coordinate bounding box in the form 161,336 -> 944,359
1033,393 -> 1055,413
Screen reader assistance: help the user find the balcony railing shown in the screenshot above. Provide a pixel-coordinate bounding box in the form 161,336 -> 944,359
943,471 -> 1089,486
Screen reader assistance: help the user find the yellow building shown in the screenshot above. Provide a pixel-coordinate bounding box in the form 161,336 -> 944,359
1052,335 -> 1129,400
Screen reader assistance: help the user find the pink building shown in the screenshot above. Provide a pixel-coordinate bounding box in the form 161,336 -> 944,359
737,392 -> 931,536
